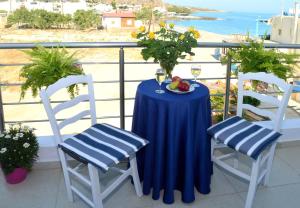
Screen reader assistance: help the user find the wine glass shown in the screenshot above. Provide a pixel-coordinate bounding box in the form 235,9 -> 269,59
191,65 -> 201,87
155,68 -> 166,94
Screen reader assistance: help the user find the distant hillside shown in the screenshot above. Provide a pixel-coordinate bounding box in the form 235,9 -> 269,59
165,3 -> 221,13
191,7 -> 222,12
99,0 -> 164,6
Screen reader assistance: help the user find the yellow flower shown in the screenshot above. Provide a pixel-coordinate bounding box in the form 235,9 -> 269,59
149,32 -> 155,39
131,31 -> 137,39
188,27 -> 195,32
193,30 -> 201,39
169,23 -> 175,29
159,21 -> 166,28
179,34 -> 185,40
139,26 -> 146,32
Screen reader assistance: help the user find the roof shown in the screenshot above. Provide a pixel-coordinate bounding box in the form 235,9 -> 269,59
102,12 -> 136,18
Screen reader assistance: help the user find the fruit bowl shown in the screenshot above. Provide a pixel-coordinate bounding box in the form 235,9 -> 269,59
166,84 -> 195,94
166,76 -> 195,94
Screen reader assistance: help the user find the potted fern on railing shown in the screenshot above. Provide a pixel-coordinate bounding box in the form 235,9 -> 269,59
19,46 -> 85,99
221,39 -> 299,118
221,39 -> 299,81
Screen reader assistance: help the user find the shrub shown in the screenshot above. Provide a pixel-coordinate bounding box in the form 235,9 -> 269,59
73,10 -> 100,29
7,8 -> 102,30
30,9 -> 55,29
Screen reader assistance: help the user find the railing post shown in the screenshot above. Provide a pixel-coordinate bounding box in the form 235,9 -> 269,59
223,56 -> 232,120
119,47 -> 125,129
0,85 -> 5,131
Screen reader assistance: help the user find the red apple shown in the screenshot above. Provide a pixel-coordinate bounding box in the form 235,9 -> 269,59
178,81 -> 190,92
172,76 -> 182,82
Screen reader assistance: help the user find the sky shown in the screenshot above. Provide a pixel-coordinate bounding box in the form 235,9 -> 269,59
165,0 -> 298,14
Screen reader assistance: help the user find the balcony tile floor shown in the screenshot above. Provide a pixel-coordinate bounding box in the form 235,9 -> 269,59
1,144 -> 300,208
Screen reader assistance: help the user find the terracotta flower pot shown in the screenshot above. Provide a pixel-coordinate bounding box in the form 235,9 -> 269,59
5,167 -> 28,184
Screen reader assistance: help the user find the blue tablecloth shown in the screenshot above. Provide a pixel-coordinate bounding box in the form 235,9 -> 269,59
132,79 -> 213,204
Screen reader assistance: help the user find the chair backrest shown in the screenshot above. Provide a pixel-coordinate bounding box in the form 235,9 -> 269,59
237,72 -> 293,132
40,75 -> 97,145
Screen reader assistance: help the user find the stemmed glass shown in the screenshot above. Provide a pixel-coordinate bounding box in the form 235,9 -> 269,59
191,65 -> 201,88
155,68 -> 166,94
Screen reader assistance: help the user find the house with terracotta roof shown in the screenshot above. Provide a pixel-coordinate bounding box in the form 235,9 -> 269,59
102,11 -> 136,29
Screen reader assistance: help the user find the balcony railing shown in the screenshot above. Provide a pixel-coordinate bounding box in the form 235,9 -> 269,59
1,42 -> 300,134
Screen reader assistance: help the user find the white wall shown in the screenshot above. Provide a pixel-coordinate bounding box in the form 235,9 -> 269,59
270,16 -> 300,44
102,17 -> 121,28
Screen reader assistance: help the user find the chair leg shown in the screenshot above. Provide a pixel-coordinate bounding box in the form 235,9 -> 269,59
88,164 -> 103,208
263,143 -> 277,186
211,139 -> 215,161
130,156 -> 143,197
58,148 -> 74,202
245,156 -> 261,208
233,153 -> 239,169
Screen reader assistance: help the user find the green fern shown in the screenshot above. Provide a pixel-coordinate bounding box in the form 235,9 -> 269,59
20,46 -> 84,99
221,39 -> 299,80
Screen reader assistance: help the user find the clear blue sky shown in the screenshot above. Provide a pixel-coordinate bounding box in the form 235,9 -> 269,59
165,0 -> 297,14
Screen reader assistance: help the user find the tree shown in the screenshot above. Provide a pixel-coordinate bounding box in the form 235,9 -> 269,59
73,10 -> 100,30
7,7 -> 31,26
135,7 -> 152,22
111,0 -> 117,10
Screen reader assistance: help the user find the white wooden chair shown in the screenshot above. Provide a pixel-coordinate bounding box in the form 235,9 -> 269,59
208,72 -> 293,208
40,75 -> 148,208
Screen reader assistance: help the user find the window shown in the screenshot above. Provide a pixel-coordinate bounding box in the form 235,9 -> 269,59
127,20 -> 133,25
278,29 -> 282,36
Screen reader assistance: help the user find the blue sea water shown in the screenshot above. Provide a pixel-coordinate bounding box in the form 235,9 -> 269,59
168,11 -> 276,36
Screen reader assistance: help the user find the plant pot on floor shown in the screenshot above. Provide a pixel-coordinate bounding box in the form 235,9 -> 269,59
4,167 -> 28,184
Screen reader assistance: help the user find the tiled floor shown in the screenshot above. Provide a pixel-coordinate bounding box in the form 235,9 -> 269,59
1,144 -> 300,208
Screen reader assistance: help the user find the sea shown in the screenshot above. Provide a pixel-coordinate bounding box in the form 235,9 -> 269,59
167,11 -> 276,36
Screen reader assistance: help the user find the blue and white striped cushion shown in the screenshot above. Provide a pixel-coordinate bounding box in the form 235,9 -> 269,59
58,123 -> 148,171
207,116 -> 281,159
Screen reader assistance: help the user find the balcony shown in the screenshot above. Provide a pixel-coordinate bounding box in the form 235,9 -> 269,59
0,143 -> 300,208
1,42 -> 300,208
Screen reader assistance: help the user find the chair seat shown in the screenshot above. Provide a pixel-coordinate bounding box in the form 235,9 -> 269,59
59,123 -> 148,171
207,116 -> 281,160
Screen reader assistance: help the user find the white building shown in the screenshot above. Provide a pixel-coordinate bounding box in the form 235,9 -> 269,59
0,0 -> 88,14
102,11 -> 136,29
270,16 -> 300,43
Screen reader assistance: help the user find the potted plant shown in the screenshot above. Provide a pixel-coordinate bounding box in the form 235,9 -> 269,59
132,22 -> 200,80
19,45 -> 85,99
221,39 -> 298,108
221,39 -> 298,81
0,124 -> 39,184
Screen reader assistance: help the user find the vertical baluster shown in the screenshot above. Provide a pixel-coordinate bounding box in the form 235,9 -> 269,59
119,47 -> 125,129
224,56 -> 232,120
0,85 -> 5,131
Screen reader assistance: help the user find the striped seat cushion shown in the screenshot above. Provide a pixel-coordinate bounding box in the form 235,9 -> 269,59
207,116 -> 281,160
58,123 -> 148,171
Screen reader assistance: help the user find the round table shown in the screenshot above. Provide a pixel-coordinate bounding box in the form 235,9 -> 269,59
132,79 -> 213,204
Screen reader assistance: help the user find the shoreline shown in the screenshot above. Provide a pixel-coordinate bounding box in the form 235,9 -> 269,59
165,16 -> 223,21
